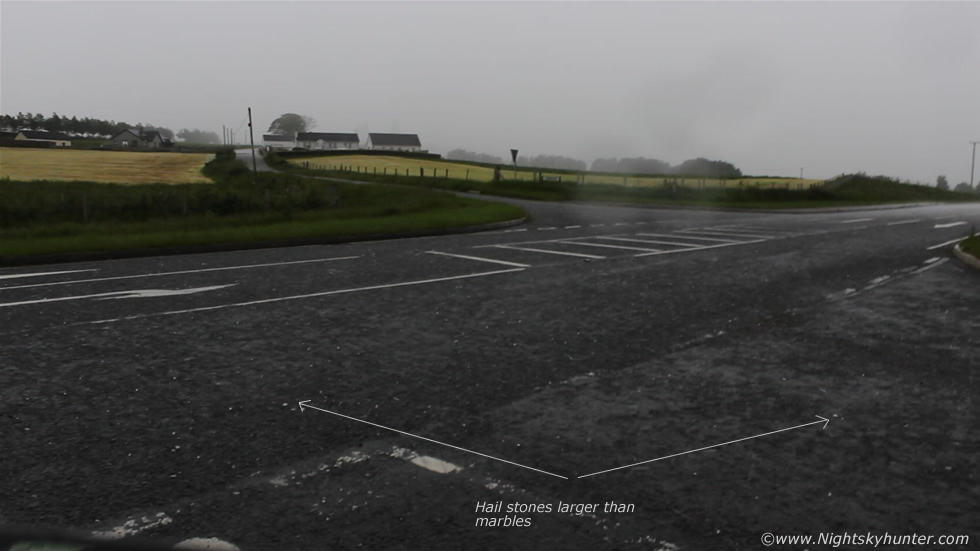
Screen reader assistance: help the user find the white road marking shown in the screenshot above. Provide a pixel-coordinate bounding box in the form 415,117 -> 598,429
591,223 -> 605,227
491,245 -> 604,259
676,229 -> 776,239
565,225 -> 581,229
638,232 -> 743,243
0,269 -> 97,281
0,256 -> 359,291
425,250 -> 531,268
934,221 -> 967,228
596,236 -> 706,248
615,222 -> 629,226
0,284 -> 235,308
886,219 -> 921,226
840,218 -> 874,224
502,228 -> 527,233
923,257 -> 941,264
85,268 -> 524,324
557,240 -> 661,252
538,226 -> 556,230
634,239 -> 767,257
926,237 -> 968,250
912,257 -> 949,273
869,275 -> 890,285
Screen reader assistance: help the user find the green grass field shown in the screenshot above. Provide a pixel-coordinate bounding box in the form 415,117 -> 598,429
960,234 -> 980,258
286,154 -> 824,190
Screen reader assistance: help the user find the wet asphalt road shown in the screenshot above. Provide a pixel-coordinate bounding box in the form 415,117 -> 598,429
1,198 -> 978,550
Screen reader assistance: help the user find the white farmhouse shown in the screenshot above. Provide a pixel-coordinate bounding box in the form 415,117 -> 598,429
366,133 -> 422,152
296,132 -> 360,150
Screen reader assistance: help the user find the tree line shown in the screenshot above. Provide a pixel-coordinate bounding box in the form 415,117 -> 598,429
0,112 -> 221,144
447,149 -> 743,178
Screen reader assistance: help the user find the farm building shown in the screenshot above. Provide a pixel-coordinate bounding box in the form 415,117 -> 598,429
296,132 -> 360,150
108,129 -> 173,149
263,134 -> 296,150
15,130 -> 72,147
366,133 -> 422,152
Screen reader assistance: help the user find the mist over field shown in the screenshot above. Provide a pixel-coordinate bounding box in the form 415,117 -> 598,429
1,1 -> 978,183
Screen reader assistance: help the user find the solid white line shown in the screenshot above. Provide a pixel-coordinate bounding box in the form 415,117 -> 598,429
886,219 -> 921,226
634,239 -> 767,257
0,269 -> 97,281
557,240 -> 661,252
0,285 -> 235,308
299,401 -> 567,479
934,222 -> 967,229
1,256 -> 360,291
840,218 -> 874,224
85,268 -> 524,324
425,251 -> 531,268
638,232 -> 742,244
578,416 -> 829,478
676,229 -> 775,239
926,237 -> 968,250
491,245 -> 604,259
596,236 -> 706,248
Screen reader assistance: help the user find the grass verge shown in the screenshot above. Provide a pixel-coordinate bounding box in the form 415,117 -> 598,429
959,233 -> 980,258
0,153 -> 526,261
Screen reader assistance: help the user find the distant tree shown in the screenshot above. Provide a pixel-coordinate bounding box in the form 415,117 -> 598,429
936,175 -> 949,190
673,158 -> 742,179
268,113 -> 314,136
954,182 -> 973,193
520,154 -> 588,171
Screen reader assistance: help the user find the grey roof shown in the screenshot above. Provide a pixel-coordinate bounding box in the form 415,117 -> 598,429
0,131 -> 18,139
297,132 -> 360,143
263,134 -> 295,142
141,130 -> 162,141
368,133 -> 421,147
109,128 -> 141,140
19,130 -> 72,141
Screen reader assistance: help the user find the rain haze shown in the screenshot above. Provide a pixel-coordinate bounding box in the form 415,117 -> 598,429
2,1 -> 979,183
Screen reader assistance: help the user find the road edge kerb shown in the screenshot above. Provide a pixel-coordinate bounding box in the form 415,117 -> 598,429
953,243 -> 980,271
0,216 -> 528,268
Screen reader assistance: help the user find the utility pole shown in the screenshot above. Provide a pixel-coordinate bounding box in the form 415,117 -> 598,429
970,141 -> 979,192
222,125 -> 226,145
800,167 -> 804,179
248,107 -> 258,184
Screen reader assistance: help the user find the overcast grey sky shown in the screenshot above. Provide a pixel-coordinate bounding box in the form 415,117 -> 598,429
2,1 -> 978,183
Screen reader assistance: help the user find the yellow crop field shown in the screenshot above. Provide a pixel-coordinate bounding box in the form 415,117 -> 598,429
0,148 -> 214,184
288,155 -> 823,189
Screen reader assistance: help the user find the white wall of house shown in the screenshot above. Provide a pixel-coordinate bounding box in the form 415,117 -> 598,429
297,139 -> 358,150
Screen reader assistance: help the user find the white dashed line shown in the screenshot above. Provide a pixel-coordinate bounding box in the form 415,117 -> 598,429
565,225 -> 581,229
886,219 -> 921,226
0,269 -> 97,281
538,226 -> 557,230
425,251 -> 531,268
639,232 -> 742,243
557,240 -> 661,252
934,221 -> 967,228
634,239 -> 767,257
840,218 -> 874,224
926,237 -> 968,250
595,236 -> 705,248
1,256 -> 359,291
491,245 -> 604,259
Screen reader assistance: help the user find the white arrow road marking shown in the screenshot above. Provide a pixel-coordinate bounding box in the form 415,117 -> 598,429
0,284 -> 235,308
934,221 -> 967,228
578,415 -> 830,479
0,269 -> 97,281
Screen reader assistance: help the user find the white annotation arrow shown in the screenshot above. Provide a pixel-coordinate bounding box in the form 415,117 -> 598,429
578,415 -> 830,479
298,400 -> 569,480
0,284 -> 235,308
